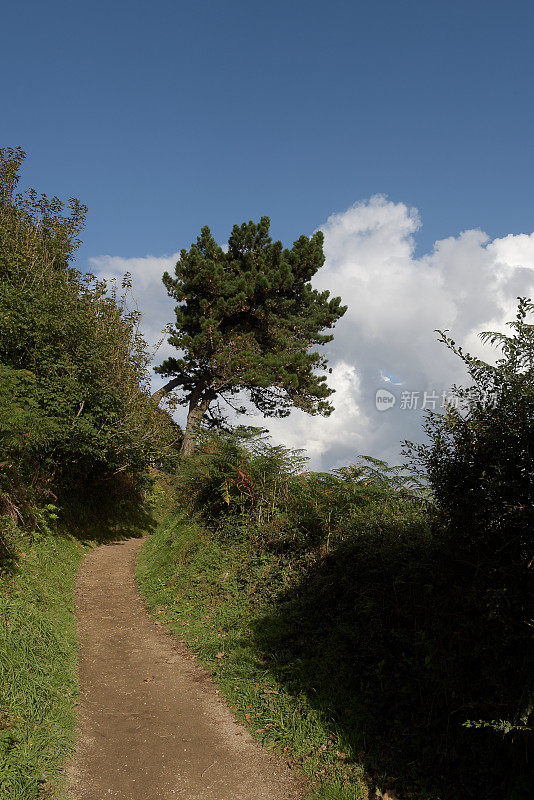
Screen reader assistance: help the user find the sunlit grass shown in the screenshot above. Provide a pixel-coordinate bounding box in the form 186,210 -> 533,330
0,527 -> 88,799
137,513 -> 369,799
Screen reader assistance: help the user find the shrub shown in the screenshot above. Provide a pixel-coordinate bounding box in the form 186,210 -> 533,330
405,298 -> 533,767
0,147 -> 180,520
176,426 -> 427,553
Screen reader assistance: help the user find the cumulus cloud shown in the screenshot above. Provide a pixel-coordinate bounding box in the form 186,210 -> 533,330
91,197 -> 534,470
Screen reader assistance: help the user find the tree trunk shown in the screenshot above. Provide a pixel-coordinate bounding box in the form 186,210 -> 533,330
151,378 -> 214,456
180,391 -> 215,456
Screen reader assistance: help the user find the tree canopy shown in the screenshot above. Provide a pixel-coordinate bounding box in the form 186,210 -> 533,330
154,217 -> 347,454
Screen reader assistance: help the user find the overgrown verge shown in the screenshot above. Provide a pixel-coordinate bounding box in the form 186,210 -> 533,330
137,437 -> 433,800
0,516 -> 88,799
137,424 -> 532,800
138,511 -> 368,800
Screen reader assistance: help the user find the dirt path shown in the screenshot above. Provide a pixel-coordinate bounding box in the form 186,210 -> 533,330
67,537 -> 304,800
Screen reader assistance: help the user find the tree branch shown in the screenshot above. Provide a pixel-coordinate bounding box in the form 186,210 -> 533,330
151,377 -> 182,405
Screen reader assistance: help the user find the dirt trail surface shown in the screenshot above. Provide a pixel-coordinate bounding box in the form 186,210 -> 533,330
67,537 -> 303,800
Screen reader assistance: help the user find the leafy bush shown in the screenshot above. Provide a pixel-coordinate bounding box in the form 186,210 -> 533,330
177,427 -> 305,531
407,297 -> 533,559
396,299 -> 534,795
176,426 -> 426,552
405,299 -> 533,737
0,147 -> 179,522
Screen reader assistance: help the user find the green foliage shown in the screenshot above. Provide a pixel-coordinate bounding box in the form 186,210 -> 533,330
0,520 -> 87,799
175,427 -> 425,552
405,298 -> 533,745
175,426 -> 306,529
407,297 -> 533,556
156,216 -> 346,452
0,147 -> 180,521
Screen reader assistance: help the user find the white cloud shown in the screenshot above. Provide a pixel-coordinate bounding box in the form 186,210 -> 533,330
262,362 -> 366,468
91,198 -> 534,470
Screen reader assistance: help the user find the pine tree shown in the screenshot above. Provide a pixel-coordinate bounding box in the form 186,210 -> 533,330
153,216 -> 347,455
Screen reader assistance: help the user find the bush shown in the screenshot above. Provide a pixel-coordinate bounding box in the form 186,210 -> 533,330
405,298 -> 533,785
407,298 -> 533,561
176,426 -> 427,552
167,373 -> 533,797
0,147 -> 180,521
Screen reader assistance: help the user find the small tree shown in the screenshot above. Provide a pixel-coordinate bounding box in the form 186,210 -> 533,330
406,297 -> 533,558
154,217 -> 347,455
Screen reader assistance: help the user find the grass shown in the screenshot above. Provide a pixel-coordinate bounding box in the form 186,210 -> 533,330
137,511 -> 370,799
0,522 -> 88,800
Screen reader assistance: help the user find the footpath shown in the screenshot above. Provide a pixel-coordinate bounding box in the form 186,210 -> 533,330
66,537 -> 303,800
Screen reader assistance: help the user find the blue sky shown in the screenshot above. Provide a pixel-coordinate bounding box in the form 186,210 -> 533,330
3,0 -> 534,262
3,0 -> 534,466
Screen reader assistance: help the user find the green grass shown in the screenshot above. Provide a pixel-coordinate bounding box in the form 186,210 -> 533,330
137,512 -> 369,800
0,524 -> 88,799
